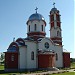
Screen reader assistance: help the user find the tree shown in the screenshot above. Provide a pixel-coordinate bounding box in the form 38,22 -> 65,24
0,53 -> 5,61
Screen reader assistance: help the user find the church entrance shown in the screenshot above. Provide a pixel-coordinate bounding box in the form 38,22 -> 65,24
38,54 -> 55,68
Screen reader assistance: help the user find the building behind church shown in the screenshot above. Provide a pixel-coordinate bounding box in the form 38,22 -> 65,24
4,5 -> 70,71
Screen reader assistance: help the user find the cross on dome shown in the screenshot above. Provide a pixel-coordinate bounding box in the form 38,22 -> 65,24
35,7 -> 38,13
53,2 -> 55,8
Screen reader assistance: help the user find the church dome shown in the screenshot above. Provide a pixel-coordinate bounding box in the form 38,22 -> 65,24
26,8 -> 46,25
50,7 -> 59,13
51,8 -> 57,11
28,13 -> 45,21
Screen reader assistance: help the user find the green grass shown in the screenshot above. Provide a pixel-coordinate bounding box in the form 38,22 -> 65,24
0,72 -> 28,75
50,72 -> 75,75
0,63 -> 75,75
71,62 -> 75,68
0,72 -> 75,75
0,73 -> 20,75
0,65 -> 4,70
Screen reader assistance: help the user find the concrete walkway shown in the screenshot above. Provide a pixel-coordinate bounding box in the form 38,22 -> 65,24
68,69 -> 75,72
18,70 -> 71,75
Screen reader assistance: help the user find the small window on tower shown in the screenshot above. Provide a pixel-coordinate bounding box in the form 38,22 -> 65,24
57,31 -> 60,37
51,15 -> 54,21
56,15 -> 60,21
42,25 -> 43,31
29,25 -> 30,32
31,51 -> 34,60
34,24 -> 37,31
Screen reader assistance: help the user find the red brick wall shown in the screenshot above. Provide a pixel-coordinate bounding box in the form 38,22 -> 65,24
63,52 -> 70,68
5,52 -> 18,69
51,22 -> 54,28
38,54 -> 55,68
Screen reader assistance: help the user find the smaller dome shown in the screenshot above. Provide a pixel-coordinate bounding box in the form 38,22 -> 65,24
51,7 -> 58,12
51,8 -> 57,11
50,7 -> 59,14
28,13 -> 45,21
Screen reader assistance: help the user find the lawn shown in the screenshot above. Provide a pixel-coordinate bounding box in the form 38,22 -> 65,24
71,62 -> 75,68
50,72 -> 75,75
0,63 -> 75,75
0,74 -> 11,75
0,72 -> 75,75
0,73 -> 22,75
0,65 -> 4,70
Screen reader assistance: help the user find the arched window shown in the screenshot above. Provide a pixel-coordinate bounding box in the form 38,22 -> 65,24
56,15 -> 60,21
51,15 -> 54,21
34,24 -> 36,31
56,53 -> 58,61
11,54 -> 14,61
57,31 -> 60,37
8,46 -> 17,52
42,25 -> 43,31
31,51 -> 34,60
29,25 -> 30,32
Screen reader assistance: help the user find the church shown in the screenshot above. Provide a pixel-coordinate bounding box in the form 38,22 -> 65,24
5,4 -> 70,71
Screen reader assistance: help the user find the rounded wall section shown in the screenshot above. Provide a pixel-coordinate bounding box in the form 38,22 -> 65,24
27,20 -> 46,33
27,20 -> 46,40
26,12 -> 46,40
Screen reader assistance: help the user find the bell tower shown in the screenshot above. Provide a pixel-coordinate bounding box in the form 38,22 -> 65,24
49,3 -> 62,45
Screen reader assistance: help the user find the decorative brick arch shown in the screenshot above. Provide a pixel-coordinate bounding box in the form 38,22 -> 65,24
16,38 -> 25,46
8,42 -> 19,51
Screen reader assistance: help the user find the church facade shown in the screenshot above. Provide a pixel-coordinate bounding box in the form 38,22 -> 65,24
5,5 -> 70,70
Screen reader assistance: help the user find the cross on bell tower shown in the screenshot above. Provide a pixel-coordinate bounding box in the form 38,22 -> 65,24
35,7 -> 38,13
53,2 -> 55,8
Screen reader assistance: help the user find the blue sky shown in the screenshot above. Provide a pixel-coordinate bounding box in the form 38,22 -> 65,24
0,0 -> 74,58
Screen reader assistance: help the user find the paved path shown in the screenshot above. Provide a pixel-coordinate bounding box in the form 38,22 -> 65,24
16,69 -> 75,75
24,69 -> 75,75
18,70 -> 68,75
68,69 -> 75,72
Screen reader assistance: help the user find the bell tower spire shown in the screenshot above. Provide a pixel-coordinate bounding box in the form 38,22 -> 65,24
49,3 -> 62,45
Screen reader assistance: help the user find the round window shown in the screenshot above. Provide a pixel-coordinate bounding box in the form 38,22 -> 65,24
44,42 -> 49,49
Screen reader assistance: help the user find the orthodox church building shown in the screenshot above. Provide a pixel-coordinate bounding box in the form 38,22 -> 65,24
5,4 -> 70,70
